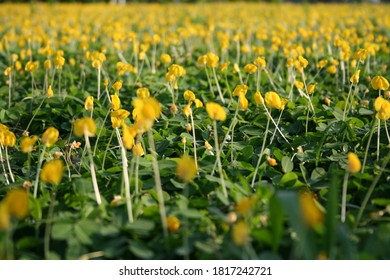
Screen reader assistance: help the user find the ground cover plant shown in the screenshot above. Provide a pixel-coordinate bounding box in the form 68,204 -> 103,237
0,2 -> 389,260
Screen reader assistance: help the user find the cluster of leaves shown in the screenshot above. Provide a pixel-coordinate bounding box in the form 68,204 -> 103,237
0,3 -> 389,260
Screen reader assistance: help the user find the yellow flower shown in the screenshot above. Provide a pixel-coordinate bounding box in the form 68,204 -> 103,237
194,98 -> 203,108
176,155 -> 197,183
299,191 -> 324,228
2,130 -> 16,147
20,135 -> 38,153
25,61 -> 39,72
112,80 -> 123,91
254,56 -> 266,68
233,84 -> 248,97
167,64 -> 186,78
197,55 -> 207,66
236,196 -> 255,216
0,203 -> 10,230
350,70 -> 360,84
254,91 -> 264,105
294,81 -> 304,90
4,66 -> 13,76
219,61 -> 230,71
84,96 -> 94,111
265,91 -> 283,110
46,85 -> 54,98
111,109 -> 130,128
136,87 -> 150,99
326,65 -> 338,74
206,102 -> 226,121
371,76 -> 389,91
167,216 -> 180,233
54,55 -> 65,69
122,124 -> 137,150
132,97 -> 161,123
298,55 -> 308,68
183,102 -> 192,118
266,156 -> 277,166
238,94 -> 248,110
232,220 -> 249,246
42,127 -> 59,147
243,63 -> 258,74
307,83 -> 316,94
160,53 -> 171,64
4,189 -> 29,219
348,152 -> 361,174
111,93 -> 121,111
183,90 -> 196,101
316,59 -> 328,69
40,159 -> 64,185
374,96 -> 390,120
206,52 -> 219,68
132,143 -> 144,157
353,48 -> 368,63
73,117 -> 97,137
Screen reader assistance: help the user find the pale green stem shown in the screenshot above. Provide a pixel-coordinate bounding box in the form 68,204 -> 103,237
5,147 -> 14,183
270,109 -> 284,144
102,130 -> 115,170
377,120 -> 381,162
8,73 -> 11,109
135,155 -> 140,195
189,112 -> 199,175
0,146 -> 10,185
25,97 -> 46,134
213,120 -> 228,199
342,83 -> 354,121
147,129 -> 168,237
251,117 -> 270,189
115,128 -> 133,222
211,106 -> 239,176
44,190 -> 56,259
93,109 -> 110,156
205,67 -> 215,98
261,103 -> 289,144
355,149 -> 390,229
84,133 -> 101,205
384,121 -> 390,144
341,172 -> 349,223
362,119 -> 377,173
97,67 -> 101,100
33,145 -> 47,198
212,67 -> 225,103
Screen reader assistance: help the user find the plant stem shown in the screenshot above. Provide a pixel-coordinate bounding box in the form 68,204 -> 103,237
8,73 -> 11,109
93,109 -> 110,156
5,147 -> 14,183
355,149 -> 390,229
97,67 -> 101,100
0,146 -> 10,185
213,120 -> 228,199
342,83 -> 354,121
25,97 -> 46,134
115,128 -> 133,222
341,172 -> 349,223
361,119 -> 377,173
33,145 -> 47,198
147,129 -> 168,237
189,112 -> 199,176
44,190 -> 56,259
84,133 -> 102,205
212,67 -> 225,103
251,116 -> 270,189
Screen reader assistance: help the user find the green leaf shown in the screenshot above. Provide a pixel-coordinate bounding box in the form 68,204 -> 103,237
281,156 -> 294,173
269,195 -> 284,251
129,241 -> 154,259
52,222 -> 73,240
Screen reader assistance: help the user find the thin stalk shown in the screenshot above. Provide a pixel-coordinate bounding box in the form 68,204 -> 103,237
270,109 -> 284,144
115,128 -> 133,222
205,67 -> 215,98
0,146 -> 10,185
44,190 -> 56,259
5,147 -> 14,183
384,121 -> 390,144
189,112 -> 199,175
341,172 -> 349,223
355,149 -> 390,229
377,120 -> 381,162
97,67 -> 101,100
342,83 -> 354,121
362,119 -> 377,173
25,97 -> 46,134
211,106 -> 239,175
102,130 -> 115,170
84,133 -> 102,205
147,129 -> 168,237
251,117 -> 270,189
213,120 -> 228,199
261,103 -> 289,144
93,109 -> 111,156
212,67 -> 225,103
33,145 -> 47,198
8,73 -> 11,109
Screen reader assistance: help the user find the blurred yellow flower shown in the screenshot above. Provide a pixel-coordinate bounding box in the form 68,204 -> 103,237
73,117 -> 97,137
350,70 -> 360,84
20,135 -> 38,153
160,53 -> 171,64
42,127 -> 59,147
183,90 -> 196,101
4,189 -> 29,219
233,84 -> 248,97
111,109 -> 130,128
374,96 -> 390,120
112,80 -> 123,91
206,52 -> 219,68
265,91 -> 283,110
194,98 -> 203,108
84,96 -> 94,111
348,152 -> 361,174
206,102 -> 226,121
132,142 -> 145,157
167,216 -> 180,233
238,94 -> 249,110
136,87 -> 150,99
254,91 -> 264,105
176,155 -> 197,183
243,63 -> 257,74
371,76 -> 389,91
122,124 -> 137,150
299,191 -> 324,228
232,220 -> 249,246
110,93 -> 121,111
40,159 -> 64,185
